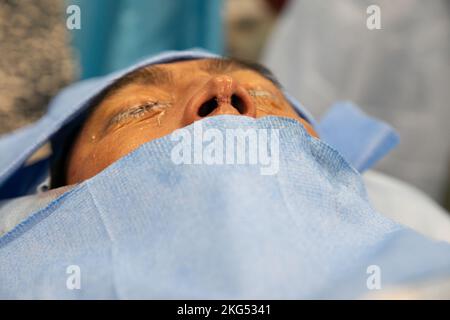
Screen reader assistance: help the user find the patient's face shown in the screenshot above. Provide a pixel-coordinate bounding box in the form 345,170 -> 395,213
66,59 -> 318,185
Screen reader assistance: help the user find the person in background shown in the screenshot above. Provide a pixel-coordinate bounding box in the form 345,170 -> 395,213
262,0 -> 450,207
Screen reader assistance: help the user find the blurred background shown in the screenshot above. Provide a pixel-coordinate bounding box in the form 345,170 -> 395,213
0,0 -> 449,209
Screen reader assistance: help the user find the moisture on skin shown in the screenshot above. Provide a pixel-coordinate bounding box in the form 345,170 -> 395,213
65,58 -> 318,185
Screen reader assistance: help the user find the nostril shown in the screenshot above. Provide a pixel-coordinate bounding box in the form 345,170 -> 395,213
197,94 -> 247,117
231,94 -> 246,114
198,98 -> 218,117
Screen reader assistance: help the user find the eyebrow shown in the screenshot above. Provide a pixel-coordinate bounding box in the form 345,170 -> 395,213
103,65 -> 174,100
102,58 -> 282,101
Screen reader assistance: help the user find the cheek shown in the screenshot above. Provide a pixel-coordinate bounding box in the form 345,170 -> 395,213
68,122 -> 179,184
89,133 -> 152,172
67,137 -> 139,184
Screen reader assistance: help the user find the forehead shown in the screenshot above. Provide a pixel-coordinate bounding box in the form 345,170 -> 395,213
158,58 -> 265,74
157,58 -> 236,71
148,58 -> 276,76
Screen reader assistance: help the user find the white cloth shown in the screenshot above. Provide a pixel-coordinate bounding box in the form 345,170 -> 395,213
364,170 -> 450,243
262,0 -> 450,203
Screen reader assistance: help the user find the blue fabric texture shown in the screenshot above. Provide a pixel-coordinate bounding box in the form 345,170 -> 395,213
0,116 -> 449,299
317,102 -> 400,172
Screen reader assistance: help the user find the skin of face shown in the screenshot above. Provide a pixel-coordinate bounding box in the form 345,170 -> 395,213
65,59 -> 318,185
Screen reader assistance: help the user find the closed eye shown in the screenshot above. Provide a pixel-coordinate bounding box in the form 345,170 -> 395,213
247,89 -> 283,111
247,89 -> 275,98
104,101 -> 171,133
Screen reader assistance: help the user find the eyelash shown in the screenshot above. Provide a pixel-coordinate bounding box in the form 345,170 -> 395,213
247,89 -> 284,112
110,101 -> 169,125
247,89 -> 274,98
108,89 -> 278,130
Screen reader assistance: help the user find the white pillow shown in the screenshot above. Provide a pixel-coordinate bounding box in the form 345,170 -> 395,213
364,170 -> 450,243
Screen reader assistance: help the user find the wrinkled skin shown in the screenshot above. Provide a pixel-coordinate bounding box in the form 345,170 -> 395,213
66,59 -> 318,185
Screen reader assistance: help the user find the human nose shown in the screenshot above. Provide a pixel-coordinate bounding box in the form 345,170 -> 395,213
182,75 -> 256,125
